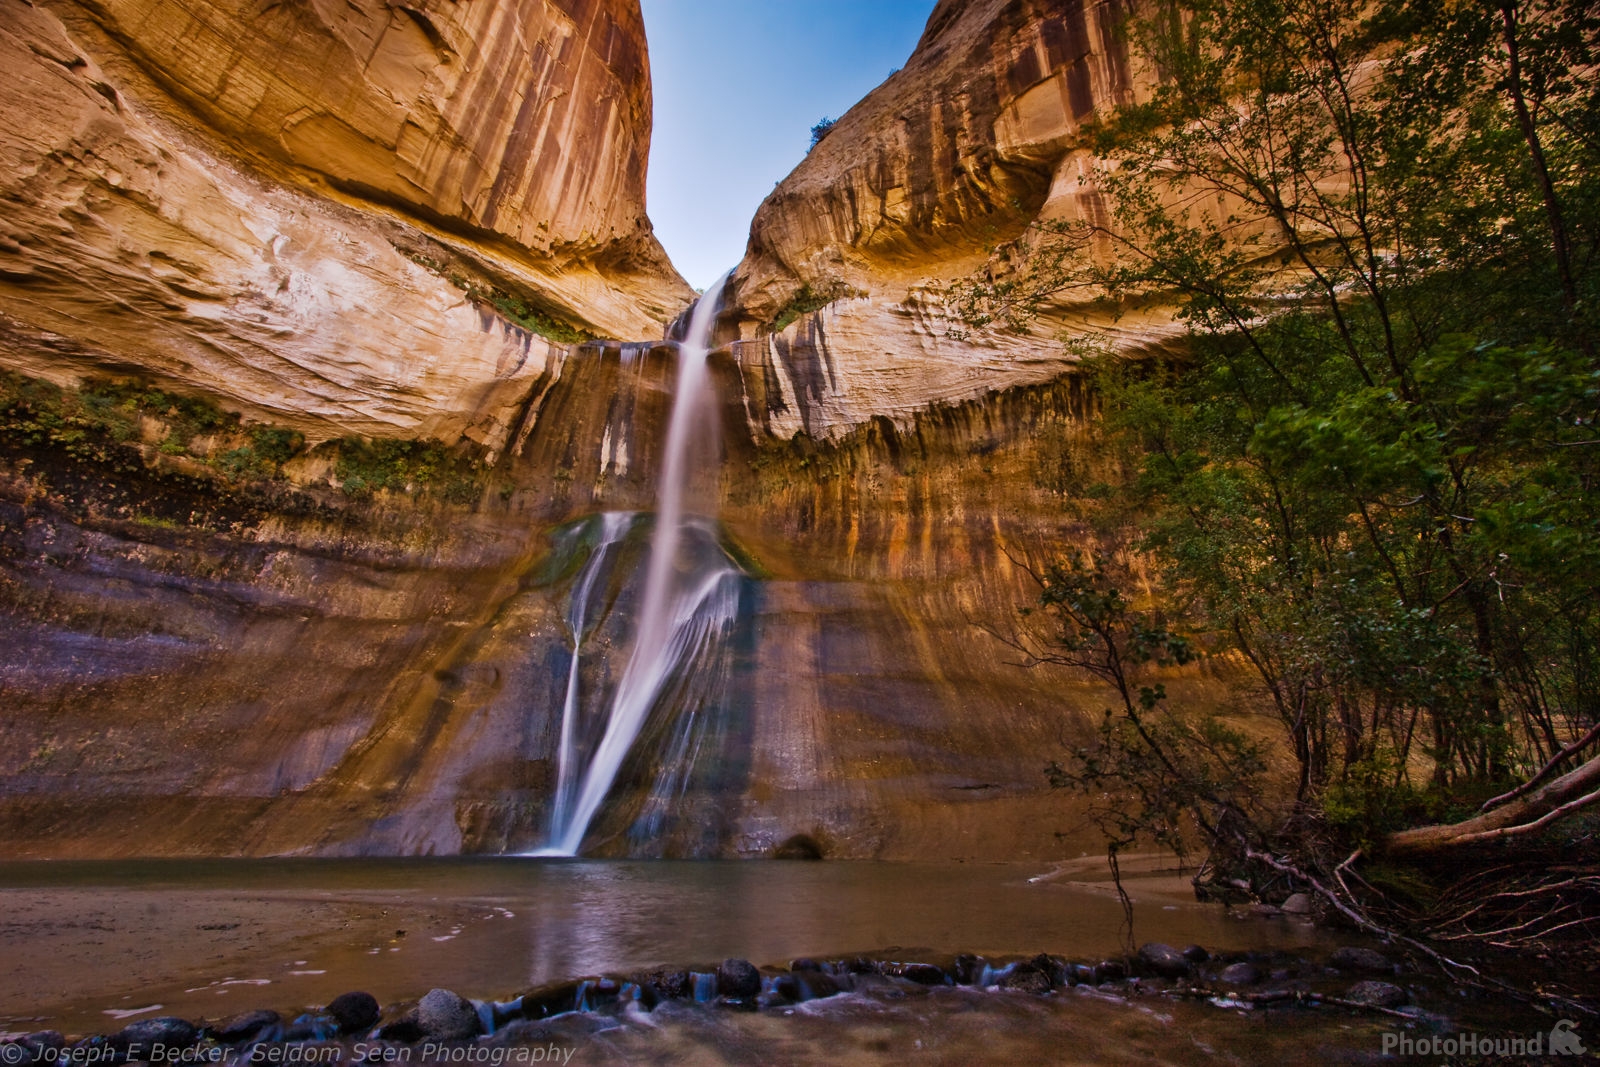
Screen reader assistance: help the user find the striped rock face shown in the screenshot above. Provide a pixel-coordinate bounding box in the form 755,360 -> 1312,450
0,0 -> 691,447
724,0 -> 1184,443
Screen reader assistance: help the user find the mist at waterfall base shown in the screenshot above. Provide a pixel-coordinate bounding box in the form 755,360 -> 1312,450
534,273 -> 745,857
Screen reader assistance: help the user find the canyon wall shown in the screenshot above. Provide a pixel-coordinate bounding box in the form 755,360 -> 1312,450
0,343 -> 1235,861
0,0 -> 1232,861
724,0 -> 1182,440
0,0 -> 692,449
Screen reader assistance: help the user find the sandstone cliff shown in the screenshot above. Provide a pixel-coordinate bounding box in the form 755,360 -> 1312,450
726,0 -> 1181,440
0,0 -> 1212,863
0,0 -> 692,450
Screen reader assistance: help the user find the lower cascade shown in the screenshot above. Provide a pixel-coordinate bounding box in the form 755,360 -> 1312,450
533,273 -> 742,856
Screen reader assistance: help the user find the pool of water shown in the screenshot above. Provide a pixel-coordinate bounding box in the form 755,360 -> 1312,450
0,856 -> 1333,1031
0,856 -> 1541,1064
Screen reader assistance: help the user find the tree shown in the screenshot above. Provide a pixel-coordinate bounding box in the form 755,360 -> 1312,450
808,117 -> 836,151
968,0 -> 1600,965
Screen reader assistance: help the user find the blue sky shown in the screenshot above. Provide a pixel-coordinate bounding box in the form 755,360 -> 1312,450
639,0 -> 934,290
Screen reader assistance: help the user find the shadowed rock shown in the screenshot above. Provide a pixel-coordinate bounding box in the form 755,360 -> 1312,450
417,989 -> 480,1041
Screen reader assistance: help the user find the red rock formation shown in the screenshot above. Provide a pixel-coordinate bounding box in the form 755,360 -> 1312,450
726,0 -> 1180,440
0,0 -> 692,447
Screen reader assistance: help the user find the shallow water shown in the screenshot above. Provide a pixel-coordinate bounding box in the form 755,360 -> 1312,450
0,858 -> 1549,1063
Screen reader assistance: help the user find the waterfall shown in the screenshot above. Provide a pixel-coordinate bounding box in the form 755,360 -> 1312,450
545,511 -> 633,839
535,273 -> 739,856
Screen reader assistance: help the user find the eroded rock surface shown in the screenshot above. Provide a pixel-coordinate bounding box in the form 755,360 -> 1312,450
0,0 -> 691,448
725,0 -> 1180,440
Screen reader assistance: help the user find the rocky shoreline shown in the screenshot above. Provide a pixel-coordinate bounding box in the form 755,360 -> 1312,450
1,941 -> 1432,1064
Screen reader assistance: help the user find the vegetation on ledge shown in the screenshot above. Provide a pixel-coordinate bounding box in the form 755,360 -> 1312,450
769,281 -> 864,333
403,250 -> 595,344
0,371 -> 499,527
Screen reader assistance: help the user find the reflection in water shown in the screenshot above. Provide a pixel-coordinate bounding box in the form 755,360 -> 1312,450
0,858 -> 1338,1035
0,859 -> 1531,1064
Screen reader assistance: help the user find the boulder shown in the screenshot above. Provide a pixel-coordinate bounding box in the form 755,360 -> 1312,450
114,1017 -> 198,1050
416,989 -> 480,1041
519,980 -> 584,1019
630,970 -> 691,1002
1281,892 -> 1314,915
1343,981 -> 1408,1009
1137,943 -> 1192,979
325,992 -> 379,1034
794,971 -> 841,1001
374,1016 -> 424,1044
1096,959 -> 1128,982
716,958 -> 762,999
953,954 -> 987,985
889,962 -> 949,986
997,965 -> 1053,994
1218,962 -> 1262,986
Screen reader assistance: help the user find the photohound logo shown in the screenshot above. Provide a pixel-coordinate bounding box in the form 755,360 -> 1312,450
1381,1020 -> 1587,1058
1551,1020 -> 1587,1057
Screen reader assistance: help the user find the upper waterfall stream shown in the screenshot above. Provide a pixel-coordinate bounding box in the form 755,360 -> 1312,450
535,274 -> 741,856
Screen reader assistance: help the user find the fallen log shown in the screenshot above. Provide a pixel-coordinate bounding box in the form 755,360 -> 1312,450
1384,753 -> 1600,856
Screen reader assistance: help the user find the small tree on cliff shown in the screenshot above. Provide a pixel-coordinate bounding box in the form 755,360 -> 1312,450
808,117 -> 836,151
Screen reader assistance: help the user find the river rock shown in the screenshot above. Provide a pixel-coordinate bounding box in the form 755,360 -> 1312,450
374,1016 -> 424,1043
1138,943 -> 1192,979
1099,959 -> 1130,982
794,970 -> 842,1001
1344,980 -> 1408,1009
1282,892 -> 1314,915
417,989 -> 480,1041
17,1032 -> 65,1060
281,1016 -> 339,1042
1218,962 -> 1262,985
997,965 -> 1053,994
478,1021 -> 557,1049
213,1010 -> 280,1044
890,962 -> 949,986
114,1017 -> 198,1050
325,993 -> 379,1034
717,958 -> 762,998
520,980 -> 586,1019
1181,945 -> 1210,962
953,954 -> 986,985
632,969 -> 692,1002
1330,947 -> 1394,974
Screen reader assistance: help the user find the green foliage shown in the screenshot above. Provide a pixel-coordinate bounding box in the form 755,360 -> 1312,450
477,286 -> 593,344
401,251 -> 593,343
0,372 -> 308,478
1320,751 -> 1438,850
332,437 -> 481,502
808,117 -> 836,151
770,281 -> 861,332
1015,553 -> 1268,865
970,0 -> 1600,838
0,370 -> 493,506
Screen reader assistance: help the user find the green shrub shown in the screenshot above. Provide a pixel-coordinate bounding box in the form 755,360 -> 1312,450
333,437 -> 484,501
770,281 -> 861,332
